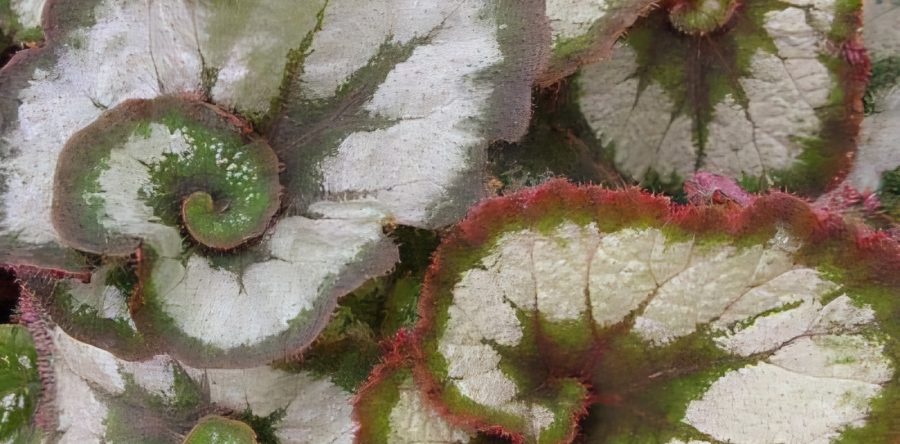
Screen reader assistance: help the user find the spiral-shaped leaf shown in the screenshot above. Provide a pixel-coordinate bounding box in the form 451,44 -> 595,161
0,0 -> 548,367
52,96 -> 281,253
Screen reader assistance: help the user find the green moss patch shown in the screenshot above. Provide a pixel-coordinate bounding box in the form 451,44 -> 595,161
284,226 -> 440,391
235,408 -> 285,444
488,77 -> 623,192
878,166 -> 900,220
864,56 -> 900,115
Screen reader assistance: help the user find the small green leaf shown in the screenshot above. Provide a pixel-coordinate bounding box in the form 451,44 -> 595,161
183,416 -> 258,444
0,325 -> 40,441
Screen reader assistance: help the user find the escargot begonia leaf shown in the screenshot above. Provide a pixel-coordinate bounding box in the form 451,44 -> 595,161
541,0 -> 658,86
203,365 -> 357,443
571,0 -> 866,194
353,334 -> 474,444
0,0 -> 549,367
414,180 -> 899,444
47,323 -> 357,443
50,325 -> 208,443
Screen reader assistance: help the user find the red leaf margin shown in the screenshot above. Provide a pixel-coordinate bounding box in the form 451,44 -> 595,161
411,179 -> 900,443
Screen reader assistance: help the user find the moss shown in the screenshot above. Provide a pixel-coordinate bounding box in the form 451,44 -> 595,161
878,166 -> 900,219
864,56 -> 900,115
488,77 -> 623,192
236,408 -> 286,444
281,226 -> 438,389
641,169 -> 687,203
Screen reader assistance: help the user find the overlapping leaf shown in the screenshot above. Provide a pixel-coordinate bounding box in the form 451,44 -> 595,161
43,322 -> 356,443
0,0 -> 549,367
413,180 -> 899,443
534,0 -> 868,195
